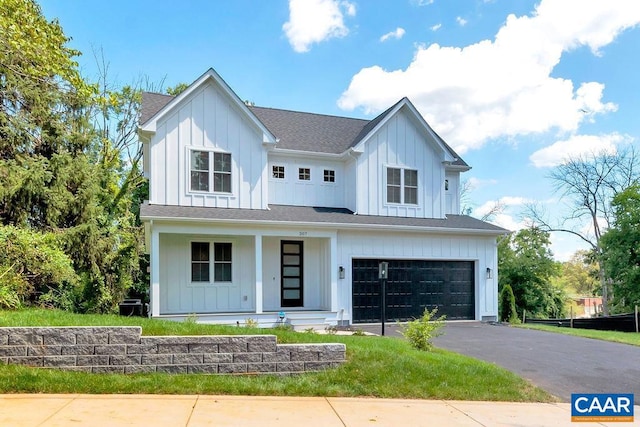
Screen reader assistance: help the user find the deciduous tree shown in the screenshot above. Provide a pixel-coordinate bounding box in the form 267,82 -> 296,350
600,184 -> 640,312
525,149 -> 640,314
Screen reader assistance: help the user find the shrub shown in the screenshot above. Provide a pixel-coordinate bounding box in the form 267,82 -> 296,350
499,283 -> 519,323
400,308 -> 445,351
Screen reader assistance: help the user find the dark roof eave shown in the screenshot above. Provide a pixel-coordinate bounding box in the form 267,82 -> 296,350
140,204 -> 508,235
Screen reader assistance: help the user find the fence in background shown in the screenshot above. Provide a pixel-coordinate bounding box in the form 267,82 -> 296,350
524,306 -> 640,333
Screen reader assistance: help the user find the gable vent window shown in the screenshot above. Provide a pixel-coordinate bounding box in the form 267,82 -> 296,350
387,167 -> 418,205
190,151 -> 210,192
273,165 -> 285,179
323,169 -> 335,182
298,168 -> 311,181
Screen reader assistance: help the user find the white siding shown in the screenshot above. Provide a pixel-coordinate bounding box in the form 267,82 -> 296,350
159,234 -> 255,314
335,229 -> 498,322
354,109 -> 447,218
261,236 -> 330,311
268,155 -> 345,208
445,171 -> 461,215
149,83 -> 267,209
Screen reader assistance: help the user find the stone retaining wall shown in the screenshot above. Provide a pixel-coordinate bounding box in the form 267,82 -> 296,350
0,327 -> 346,374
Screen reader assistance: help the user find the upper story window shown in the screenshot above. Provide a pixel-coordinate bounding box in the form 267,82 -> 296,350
387,167 -> 418,205
190,151 -> 210,192
213,152 -> 231,193
190,150 -> 231,193
272,165 -> 285,179
323,169 -> 335,183
298,168 -> 310,181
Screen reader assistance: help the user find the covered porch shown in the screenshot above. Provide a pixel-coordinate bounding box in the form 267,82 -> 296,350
146,220 -> 340,328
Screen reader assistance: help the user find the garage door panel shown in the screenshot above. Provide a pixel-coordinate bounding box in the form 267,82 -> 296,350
352,260 -> 474,323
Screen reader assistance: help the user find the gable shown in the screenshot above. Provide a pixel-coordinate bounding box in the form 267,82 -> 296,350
139,68 -> 276,145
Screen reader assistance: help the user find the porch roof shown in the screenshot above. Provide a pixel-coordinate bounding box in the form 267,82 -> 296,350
140,203 -> 508,235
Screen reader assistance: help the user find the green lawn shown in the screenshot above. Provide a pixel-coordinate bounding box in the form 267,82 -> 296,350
518,323 -> 640,346
0,309 -> 553,402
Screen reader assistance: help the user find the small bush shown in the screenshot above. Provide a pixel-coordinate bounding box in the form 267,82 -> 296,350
324,325 -> 338,335
351,328 -> 366,336
400,308 -> 445,351
499,284 -> 519,323
243,318 -> 259,328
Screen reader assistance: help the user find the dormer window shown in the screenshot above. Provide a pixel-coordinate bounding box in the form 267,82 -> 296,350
387,167 -> 418,205
190,149 -> 231,193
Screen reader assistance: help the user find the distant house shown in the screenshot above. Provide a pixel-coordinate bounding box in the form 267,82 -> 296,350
138,68 -> 507,328
574,297 -> 603,318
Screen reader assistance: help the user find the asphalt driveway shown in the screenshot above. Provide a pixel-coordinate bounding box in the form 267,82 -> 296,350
360,322 -> 640,402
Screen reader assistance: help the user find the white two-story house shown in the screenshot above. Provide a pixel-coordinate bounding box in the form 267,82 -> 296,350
139,68 -> 506,327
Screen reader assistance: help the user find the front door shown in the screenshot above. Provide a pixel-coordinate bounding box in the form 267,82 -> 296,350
281,241 -> 303,307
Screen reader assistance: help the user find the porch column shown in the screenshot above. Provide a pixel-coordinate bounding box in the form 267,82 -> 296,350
150,227 -> 160,317
255,234 -> 263,314
330,234 -> 338,312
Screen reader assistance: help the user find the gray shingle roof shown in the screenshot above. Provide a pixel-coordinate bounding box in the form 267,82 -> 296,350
140,92 -> 175,125
140,203 -> 508,234
139,91 -> 468,166
248,106 -> 369,154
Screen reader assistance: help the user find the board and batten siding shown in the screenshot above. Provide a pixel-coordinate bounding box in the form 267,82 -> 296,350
335,230 -> 499,321
268,156 -> 345,208
149,83 -> 268,209
354,109 -> 446,218
159,234 -> 255,314
445,172 -> 461,215
261,237 -> 331,312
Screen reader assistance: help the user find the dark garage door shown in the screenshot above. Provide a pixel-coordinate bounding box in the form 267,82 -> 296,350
352,259 -> 475,323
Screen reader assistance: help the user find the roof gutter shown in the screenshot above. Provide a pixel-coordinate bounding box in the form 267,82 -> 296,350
139,214 -> 508,236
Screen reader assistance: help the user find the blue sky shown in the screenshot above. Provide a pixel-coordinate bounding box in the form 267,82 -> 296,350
40,0 -> 640,260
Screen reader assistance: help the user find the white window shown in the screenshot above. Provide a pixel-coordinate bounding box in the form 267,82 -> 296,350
190,242 -> 232,283
189,150 -> 231,193
213,153 -> 231,193
191,242 -> 210,282
190,151 -> 209,192
214,242 -> 232,282
323,169 -> 335,183
298,167 -> 310,181
272,165 -> 285,179
386,167 -> 418,205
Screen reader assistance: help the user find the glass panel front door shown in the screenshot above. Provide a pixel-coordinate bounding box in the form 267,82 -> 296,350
281,241 -> 303,307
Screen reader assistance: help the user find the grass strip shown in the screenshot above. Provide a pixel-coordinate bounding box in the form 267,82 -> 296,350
517,323 -> 640,346
0,309 -> 553,401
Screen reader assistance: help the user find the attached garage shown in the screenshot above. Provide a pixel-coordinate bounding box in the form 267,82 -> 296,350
352,259 -> 475,323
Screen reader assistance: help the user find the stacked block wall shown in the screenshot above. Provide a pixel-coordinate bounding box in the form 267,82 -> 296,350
0,327 -> 346,374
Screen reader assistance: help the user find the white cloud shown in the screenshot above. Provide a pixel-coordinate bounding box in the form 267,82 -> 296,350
430,23 -> 442,32
466,177 -> 497,190
283,0 -> 356,53
412,0 -> 434,5
529,133 -> 632,168
456,17 -> 468,26
380,27 -> 406,42
337,0 -> 640,153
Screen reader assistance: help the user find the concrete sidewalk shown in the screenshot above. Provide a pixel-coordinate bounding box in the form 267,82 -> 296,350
0,394 -> 636,427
